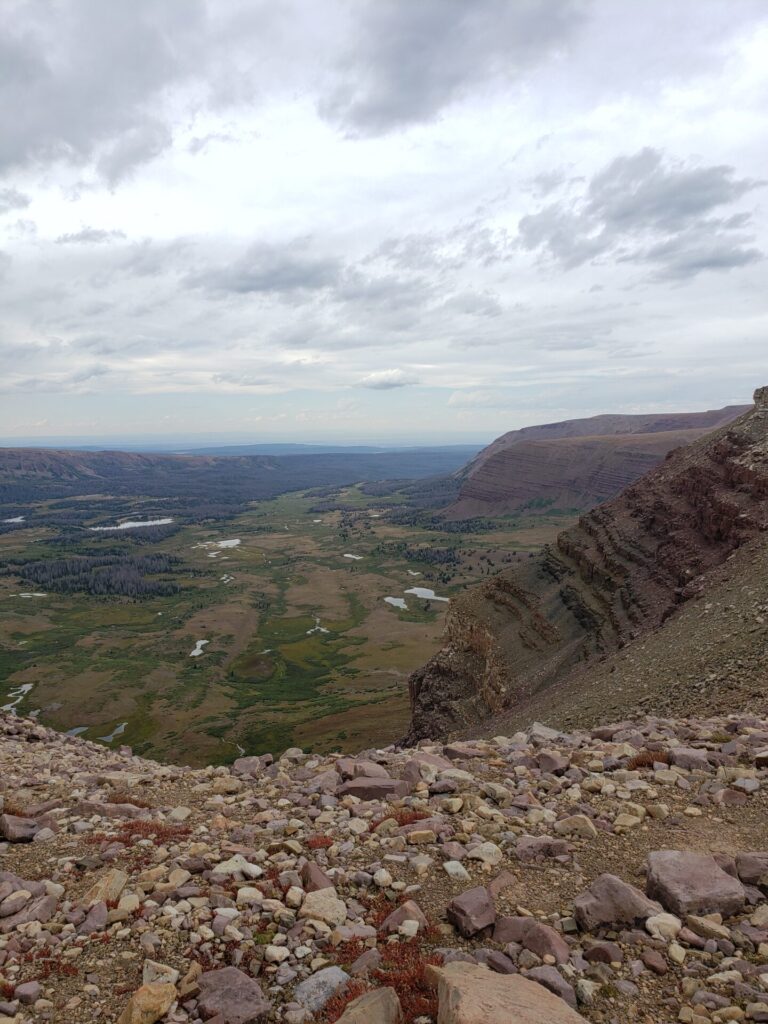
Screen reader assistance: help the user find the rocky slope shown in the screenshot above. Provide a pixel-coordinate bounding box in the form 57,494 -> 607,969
447,404 -> 748,519
408,389 -> 768,745
2,709 -> 768,1023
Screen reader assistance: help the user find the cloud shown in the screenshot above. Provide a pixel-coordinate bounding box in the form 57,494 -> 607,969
519,148 -> 764,278
188,241 -> 342,296
0,1 -> 202,178
0,187 -> 30,215
358,368 -> 419,389
320,0 -> 587,135
56,227 -> 127,244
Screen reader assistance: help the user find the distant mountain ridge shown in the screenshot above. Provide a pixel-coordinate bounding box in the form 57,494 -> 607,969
447,404 -> 749,518
0,445 -> 481,506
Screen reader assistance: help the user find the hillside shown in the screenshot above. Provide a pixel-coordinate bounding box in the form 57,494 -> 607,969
1,708 -> 768,1024
407,389 -> 768,745
447,404 -> 748,519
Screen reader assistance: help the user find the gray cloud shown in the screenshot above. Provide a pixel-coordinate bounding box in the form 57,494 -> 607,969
56,227 -> 127,244
0,1 -> 202,177
519,148 -> 764,278
320,0 -> 586,135
189,241 -> 342,296
0,187 -> 30,215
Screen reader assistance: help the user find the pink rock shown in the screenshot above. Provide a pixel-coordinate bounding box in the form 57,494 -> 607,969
493,917 -> 570,964
574,874 -> 662,931
446,887 -> 496,937
646,850 -> 746,917
197,966 -> 270,1023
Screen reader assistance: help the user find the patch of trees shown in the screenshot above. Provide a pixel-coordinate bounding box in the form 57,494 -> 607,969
4,553 -> 181,598
373,540 -> 460,566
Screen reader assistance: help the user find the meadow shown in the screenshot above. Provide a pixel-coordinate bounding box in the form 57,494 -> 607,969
0,487 -> 572,764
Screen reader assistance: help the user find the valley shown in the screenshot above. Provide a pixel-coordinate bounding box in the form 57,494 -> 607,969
0,485 -> 571,765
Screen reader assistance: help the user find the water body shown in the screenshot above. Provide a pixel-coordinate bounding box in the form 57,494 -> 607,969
67,726 -> 88,736
343,553 -> 363,561
190,639 -> 209,657
404,586 -> 450,602
98,722 -> 127,743
306,617 -> 330,635
384,597 -> 408,610
90,518 -> 173,532
1,683 -> 34,713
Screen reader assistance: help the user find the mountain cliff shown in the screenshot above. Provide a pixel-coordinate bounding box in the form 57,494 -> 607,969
407,389 -> 768,744
446,404 -> 748,519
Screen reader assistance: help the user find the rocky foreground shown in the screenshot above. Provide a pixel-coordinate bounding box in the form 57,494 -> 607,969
1,714 -> 768,1023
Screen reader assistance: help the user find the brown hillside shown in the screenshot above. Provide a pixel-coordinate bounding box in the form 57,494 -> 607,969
447,404 -> 748,519
407,388 -> 768,744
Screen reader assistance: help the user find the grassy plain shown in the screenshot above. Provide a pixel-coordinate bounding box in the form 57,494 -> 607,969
0,488 -> 571,764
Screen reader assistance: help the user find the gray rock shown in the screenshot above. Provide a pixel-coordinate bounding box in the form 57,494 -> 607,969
294,966 -> 350,1012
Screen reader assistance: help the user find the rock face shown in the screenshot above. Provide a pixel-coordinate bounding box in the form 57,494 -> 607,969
428,961 -> 588,1023
447,405 -> 748,520
407,391 -> 768,743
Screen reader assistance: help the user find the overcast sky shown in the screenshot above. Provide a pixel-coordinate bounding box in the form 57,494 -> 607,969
1,0 -> 767,444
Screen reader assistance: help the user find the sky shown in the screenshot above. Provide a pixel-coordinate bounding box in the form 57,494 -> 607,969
1,0 -> 767,445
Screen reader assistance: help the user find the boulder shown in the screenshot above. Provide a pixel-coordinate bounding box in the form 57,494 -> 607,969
301,860 -> 334,892
116,982 -> 177,1024
574,874 -> 662,931
447,887 -> 496,937
646,851 -> 746,917
83,867 -> 128,906
736,852 -> 768,888
336,777 -> 410,801
294,966 -> 350,1012
298,887 -> 348,927
525,965 -> 578,1008
197,966 -> 270,1023
336,987 -> 403,1023
381,899 -> 429,934
493,917 -> 570,964
0,814 -> 39,843
427,961 -> 587,1023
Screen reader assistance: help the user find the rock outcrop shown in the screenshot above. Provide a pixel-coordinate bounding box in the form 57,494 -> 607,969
407,389 -> 768,744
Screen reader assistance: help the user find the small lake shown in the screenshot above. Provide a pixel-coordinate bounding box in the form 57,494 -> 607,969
98,722 -> 127,743
404,586 -> 450,602
90,518 -> 174,532
384,597 -> 408,610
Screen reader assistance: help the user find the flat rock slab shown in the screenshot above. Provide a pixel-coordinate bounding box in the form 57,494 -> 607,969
428,962 -> 588,1023
646,850 -> 746,918
197,966 -> 270,1023
336,777 -> 410,800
